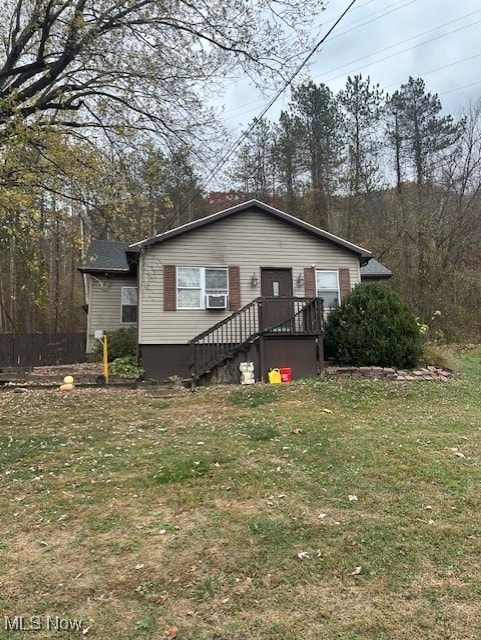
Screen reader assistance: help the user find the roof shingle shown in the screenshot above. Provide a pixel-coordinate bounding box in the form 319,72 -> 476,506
81,240 -> 131,272
360,258 -> 392,279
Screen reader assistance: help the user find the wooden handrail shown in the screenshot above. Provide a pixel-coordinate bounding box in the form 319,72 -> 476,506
189,297 -> 261,343
189,297 -> 324,382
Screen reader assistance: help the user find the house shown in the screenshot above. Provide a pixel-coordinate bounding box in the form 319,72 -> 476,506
80,199 -> 391,383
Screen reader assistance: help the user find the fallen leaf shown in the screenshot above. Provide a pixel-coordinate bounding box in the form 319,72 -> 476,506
164,626 -> 178,640
291,428 -> 303,434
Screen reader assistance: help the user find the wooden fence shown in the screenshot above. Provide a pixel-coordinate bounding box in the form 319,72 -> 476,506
0,333 -> 86,367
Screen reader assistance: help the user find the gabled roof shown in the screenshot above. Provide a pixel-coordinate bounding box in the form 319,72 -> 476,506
129,199 -> 372,259
79,240 -> 131,274
360,258 -> 393,279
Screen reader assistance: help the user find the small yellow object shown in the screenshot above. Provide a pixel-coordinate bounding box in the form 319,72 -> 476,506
268,368 -> 282,384
59,383 -> 74,392
63,375 -> 74,384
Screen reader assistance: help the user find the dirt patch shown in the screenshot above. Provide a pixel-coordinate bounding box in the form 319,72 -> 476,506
28,362 -> 104,380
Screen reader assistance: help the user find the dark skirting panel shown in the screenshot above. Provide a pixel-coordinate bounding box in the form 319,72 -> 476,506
140,335 -> 323,383
262,336 -> 320,380
140,344 -> 192,381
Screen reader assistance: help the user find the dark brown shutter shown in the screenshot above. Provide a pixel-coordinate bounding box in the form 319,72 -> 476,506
304,267 -> 316,298
339,268 -> 351,301
228,266 -> 241,311
164,264 -> 176,311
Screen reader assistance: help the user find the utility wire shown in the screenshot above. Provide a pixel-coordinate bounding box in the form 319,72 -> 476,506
198,0 -> 359,193
325,0 -> 419,44
221,7 -> 481,125
214,0 -> 383,96
322,15 -> 481,86
442,78 -> 481,97
221,0 -> 418,121
384,51 -> 481,93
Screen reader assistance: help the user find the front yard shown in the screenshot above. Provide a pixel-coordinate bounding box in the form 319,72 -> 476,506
1,349 -> 481,639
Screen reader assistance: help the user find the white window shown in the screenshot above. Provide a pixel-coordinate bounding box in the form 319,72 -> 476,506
316,270 -> 339,312
121,286 -> 138,323
177,267 -> 228,309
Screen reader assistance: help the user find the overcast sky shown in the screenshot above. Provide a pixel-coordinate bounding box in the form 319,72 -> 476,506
218,0 -> 481,137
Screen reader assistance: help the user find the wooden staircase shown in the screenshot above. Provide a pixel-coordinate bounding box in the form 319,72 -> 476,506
189,296 -> 324,384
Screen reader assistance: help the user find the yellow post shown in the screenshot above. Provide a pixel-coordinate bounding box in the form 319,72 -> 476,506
101,334 -> 109,383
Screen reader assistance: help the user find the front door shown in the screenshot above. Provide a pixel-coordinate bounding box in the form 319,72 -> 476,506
260,268 -> 294,330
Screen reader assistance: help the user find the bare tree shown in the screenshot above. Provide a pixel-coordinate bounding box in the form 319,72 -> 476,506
0,0 -> 325,149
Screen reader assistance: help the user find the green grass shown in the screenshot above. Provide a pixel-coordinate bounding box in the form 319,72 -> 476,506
2,349 -> 481,638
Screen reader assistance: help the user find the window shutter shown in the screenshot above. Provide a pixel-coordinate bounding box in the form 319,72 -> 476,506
164,265 -> 176,311
228,266 -> 241,311
339,268 -> 351,301
304,267 -> 316,297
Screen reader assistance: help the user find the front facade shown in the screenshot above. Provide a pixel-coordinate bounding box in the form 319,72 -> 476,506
81,200 -> 388,382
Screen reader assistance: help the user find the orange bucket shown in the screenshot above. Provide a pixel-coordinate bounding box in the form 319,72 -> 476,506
280,367 -> 293,383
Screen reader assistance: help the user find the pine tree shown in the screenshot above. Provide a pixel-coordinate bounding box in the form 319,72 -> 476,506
289,81 -> 343,229
387,77 -> 461,187
337,75 -> 385,239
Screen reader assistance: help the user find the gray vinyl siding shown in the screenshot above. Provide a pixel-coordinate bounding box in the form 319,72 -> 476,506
87,275 -> 137,351
139,212 -> 360,344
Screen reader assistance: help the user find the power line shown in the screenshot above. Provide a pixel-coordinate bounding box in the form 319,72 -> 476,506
221,0 -> 421,122
325,13 -> 481,83
441,79 -> 481,97
220,4 -> 481,132
384,51 -> 481,93
325,0 -> 419,44
198,0 -> 360,192
320,9 -> 481,84
215,0 -> 382,97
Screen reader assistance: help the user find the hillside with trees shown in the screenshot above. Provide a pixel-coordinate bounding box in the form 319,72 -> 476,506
229,76 -> 481,341
0,0 -> 325,332
0,4 -> 480,341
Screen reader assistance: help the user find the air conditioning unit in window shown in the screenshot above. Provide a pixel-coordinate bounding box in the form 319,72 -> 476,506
206,294 -> 228,309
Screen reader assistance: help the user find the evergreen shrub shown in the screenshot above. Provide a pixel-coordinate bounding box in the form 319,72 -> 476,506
324,283 -> 422,369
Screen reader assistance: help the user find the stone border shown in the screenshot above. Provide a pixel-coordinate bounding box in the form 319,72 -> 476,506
326,365 -> 453,382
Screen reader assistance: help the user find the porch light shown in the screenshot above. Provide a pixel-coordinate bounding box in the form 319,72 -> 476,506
296,273 -> 305,287
250,273 -> 259,286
